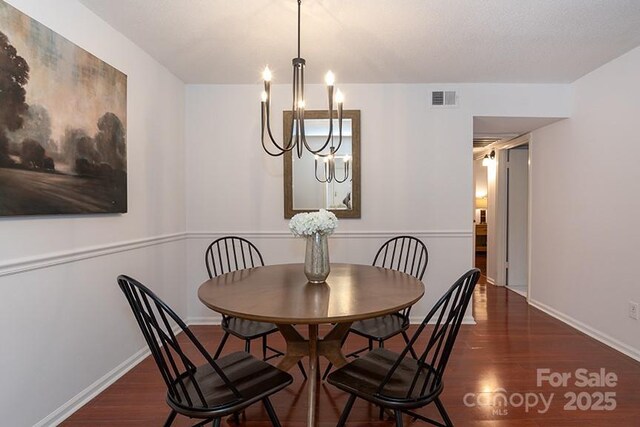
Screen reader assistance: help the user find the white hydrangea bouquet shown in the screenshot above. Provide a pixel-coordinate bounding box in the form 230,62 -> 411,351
289,209 -> 338,237
290,210 -> 337,282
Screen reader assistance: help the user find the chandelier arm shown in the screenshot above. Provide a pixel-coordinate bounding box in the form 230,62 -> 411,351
261,102 -> 288,156
260,103 -> 279,156
314,157 -> 329,183
298,54 -> 332,155
333,159 -> 350,183
295,113 -> 303,159
260,76 -> 298,154
263,101 -> 296,154
328,110 -> 344,154
302,86 -> 337,154
298,111 -> 308,158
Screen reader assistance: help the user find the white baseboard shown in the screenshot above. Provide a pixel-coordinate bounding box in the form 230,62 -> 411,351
506,286 -> 527,297
34,324 -> 181,427
485,276 -> 495,285
35,346 -> 150,427
187,316 -> 222,325
462,315 -> 477,325
528,298 -> 640,363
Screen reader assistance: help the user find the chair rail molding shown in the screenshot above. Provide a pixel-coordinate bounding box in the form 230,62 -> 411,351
187,230 -> 473,240
0,232 -> 187,277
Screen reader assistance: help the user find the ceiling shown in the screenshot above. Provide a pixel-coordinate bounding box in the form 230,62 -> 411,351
474,116 -> 563,137
79,0 -> 640,84
472,116 -> 564,152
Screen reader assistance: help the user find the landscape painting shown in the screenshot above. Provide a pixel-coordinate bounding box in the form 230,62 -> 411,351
0,1 -> 127,216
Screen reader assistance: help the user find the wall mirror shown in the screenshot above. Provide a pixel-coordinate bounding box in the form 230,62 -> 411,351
284,110 -> 360,219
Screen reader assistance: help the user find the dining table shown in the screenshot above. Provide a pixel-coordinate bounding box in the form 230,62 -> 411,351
198,262 -> 425,427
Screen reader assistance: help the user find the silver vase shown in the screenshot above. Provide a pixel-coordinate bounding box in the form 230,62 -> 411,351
304,232 -> 330,283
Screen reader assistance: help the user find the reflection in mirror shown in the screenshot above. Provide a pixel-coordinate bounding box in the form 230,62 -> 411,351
293,119 -> 351,209
284,110 -> 360,219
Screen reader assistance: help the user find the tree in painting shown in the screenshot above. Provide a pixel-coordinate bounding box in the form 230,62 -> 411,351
0,30 -> 29,167
0,1 -> 127,216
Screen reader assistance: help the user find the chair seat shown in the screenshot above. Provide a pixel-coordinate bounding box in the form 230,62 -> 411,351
327,348 -> 442,408
224,317 -> 279,340
168,351 -> 292,417
349,314 -> 407,341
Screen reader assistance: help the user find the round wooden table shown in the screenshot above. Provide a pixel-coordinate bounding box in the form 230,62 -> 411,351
198,263 -> 424,427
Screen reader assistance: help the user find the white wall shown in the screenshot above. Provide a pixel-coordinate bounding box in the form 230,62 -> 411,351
0,1 -> 186,426
185,83 -> 571,323
185,83 -> 474,323
530,45 -> 640,360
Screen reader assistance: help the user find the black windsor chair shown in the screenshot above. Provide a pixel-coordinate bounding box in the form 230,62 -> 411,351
118,275 -> 293,427
323,235 -> 428,380
327,268 -> 481,427
205,236 -> 306,379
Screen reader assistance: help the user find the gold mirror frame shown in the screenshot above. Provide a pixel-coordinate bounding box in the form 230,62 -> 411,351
283,110 -> 361,219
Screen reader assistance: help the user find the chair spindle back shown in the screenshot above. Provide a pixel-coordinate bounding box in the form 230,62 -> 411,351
118,275 -> 241,408
373,236 -> 428,280
205,236 -> 265,279
376,269 -> 481,400
373,236 -> 428,322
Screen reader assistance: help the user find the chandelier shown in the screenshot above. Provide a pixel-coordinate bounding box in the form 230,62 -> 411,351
260,0 -> 345,163
314,151 -> 351,183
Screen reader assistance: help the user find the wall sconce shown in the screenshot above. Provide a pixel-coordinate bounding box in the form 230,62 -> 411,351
482,150 -> 495,167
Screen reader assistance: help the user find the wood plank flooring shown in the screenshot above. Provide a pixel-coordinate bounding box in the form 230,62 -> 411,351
62,277 -> 640,426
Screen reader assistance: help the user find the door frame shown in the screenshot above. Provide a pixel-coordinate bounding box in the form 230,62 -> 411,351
494,133 -> 532,299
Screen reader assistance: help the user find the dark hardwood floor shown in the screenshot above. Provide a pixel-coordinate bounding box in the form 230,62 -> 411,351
62,277 -> 640,426
475,252 -> 486,276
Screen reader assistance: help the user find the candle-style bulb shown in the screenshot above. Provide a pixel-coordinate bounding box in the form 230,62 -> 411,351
325,70 -> 335,86
344,155 -> 351,163
261,91 -> 268,102
298,100 -> 306,109
262,66 -> 272,82
335,89 -> 344,104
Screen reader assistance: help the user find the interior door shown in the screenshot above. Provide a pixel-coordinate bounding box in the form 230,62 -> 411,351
506,146 -> 529,294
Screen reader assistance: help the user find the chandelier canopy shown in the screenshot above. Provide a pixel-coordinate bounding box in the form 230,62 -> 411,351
260,0 -> 345,162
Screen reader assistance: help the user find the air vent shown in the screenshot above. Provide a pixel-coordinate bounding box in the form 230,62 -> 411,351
431,91 -> 457,107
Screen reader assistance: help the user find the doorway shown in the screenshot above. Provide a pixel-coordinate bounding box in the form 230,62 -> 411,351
504,145 -> 529,296
473,157 -> 489,276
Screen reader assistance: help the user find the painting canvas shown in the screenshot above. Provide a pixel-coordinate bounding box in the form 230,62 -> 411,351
0,1 -> 127,216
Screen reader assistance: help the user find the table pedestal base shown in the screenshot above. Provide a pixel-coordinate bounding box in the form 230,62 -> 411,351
276,323 -> 352,427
